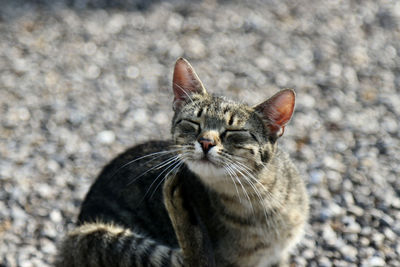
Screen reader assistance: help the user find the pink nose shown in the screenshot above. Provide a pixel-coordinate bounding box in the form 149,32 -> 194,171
198,137 -> 215,153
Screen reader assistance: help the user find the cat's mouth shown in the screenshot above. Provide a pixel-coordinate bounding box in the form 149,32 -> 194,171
199,154 -> 211,162
196,157 -> 216,166
197,153 -> 221,166
184,151 -> 220,167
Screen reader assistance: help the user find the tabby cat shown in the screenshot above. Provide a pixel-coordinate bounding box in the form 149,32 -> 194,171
56,58 -> 309,267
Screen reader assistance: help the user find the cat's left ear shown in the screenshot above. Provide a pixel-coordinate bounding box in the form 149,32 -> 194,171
254,89 -> 295,138
172,58 -> 207,111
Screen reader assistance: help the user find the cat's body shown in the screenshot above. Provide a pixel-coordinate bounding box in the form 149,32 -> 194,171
56,58 -> 309,267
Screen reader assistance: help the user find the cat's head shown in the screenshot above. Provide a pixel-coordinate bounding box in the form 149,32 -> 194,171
170,58 -> 295,186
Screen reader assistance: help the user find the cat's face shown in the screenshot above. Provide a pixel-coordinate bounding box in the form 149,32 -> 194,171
170,58 -> 295,186
172,94 -> 268,184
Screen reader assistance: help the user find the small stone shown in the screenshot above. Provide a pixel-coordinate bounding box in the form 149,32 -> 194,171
368,256 -> 386,266
329,63 -> 342,77
133,109 -> 148,124
347,205 -> 364,217
169,43 -> 183,58
86,64 -> 101,79
47,160 -> 60,173
83,42 -> 97,56
390,197 -> 400,209
322,224 -> 337,246
372,232 -> 385,247
379,214 -> 394,227
359,237 -> 370,246
186,37 -> 206,58
302,249 -> 314,259
40,238 -> 57,254
20,259 -> 33,267
327,107 -> 343,122
342,216 -> 361,234
294,257 -> 307,266
167,13 -> 183,31
381,117 -> 398,134
360,226 -> 372,236
125,66 -> 140,79
330,202 -> 344,217
383,227 -> 396,241
106,14 -> 126,34
332,259 -> 350,266
318,256 -> 332,267
323,156 -> 346,172
37,183 -> 53,198
343,192 -> 355,206
341,245 -> 357,262
50,210 -> 62,224
298,94 -> 316,109
42,222 -> 57,239
17,107 -> 31,121
97,130 -> 116,145
154,112 -> 169,125
310,169 -> 324,184
254,57 -> 271,71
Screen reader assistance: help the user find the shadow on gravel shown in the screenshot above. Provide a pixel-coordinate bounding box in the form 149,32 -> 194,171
0,0 -> 225,22
13,0 -> 162,11
0,0 -> 220,12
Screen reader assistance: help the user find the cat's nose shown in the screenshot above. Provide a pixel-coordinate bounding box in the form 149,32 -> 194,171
198,137 -> 215,153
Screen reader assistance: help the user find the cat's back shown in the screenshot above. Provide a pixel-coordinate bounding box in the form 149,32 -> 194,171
78,140 -> 179,247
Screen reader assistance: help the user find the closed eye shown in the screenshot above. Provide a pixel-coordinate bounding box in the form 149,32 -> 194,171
176,119 -> 200,134
221,130 -> 257,143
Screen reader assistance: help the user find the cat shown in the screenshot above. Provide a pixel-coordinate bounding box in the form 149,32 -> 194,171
56,58 -> 309,267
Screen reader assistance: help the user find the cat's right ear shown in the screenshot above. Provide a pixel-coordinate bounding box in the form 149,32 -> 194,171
172,58 -> 207,111
254,89 -> 296,138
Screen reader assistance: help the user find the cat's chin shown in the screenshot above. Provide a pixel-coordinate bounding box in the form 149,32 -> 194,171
185,160 -> 228,184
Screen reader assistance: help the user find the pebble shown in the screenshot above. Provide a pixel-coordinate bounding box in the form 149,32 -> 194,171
372,232 -> 385,247
133,109 -> 148,124
125,66 -> 140,79
50,210 -> 62,224
86,64 -> 101,79
309,169 -> 324,184
342,216 -> 361,234
368,256 -> 386,267
318,256 -> 332,267
340,245 -> 358,262
186,37 -> 206,59
97,130 -> 116,145
347,205 -> 364,217
321,224 -> 337,246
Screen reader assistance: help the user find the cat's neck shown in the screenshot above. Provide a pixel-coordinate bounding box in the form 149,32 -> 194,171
188,164 -> 277,212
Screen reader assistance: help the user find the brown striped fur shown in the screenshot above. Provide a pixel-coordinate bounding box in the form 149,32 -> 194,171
56,58 -> 308,267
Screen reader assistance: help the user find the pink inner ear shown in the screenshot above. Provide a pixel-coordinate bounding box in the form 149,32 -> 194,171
172,58 -> 204,104
256,89 -> 295,135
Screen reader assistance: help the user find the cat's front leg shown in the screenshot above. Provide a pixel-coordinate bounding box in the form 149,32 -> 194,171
163,174 -> 215,267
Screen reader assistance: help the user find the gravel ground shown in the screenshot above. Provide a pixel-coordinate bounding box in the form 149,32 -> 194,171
1,0 -> 400,266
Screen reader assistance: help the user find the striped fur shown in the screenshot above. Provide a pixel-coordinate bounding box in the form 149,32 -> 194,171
56,59 -> 308,267
56,223 -> 182,267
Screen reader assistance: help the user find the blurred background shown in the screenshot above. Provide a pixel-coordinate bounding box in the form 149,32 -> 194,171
0,0 -> 399,266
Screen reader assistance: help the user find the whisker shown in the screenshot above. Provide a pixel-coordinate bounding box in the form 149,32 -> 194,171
125,154 -> 181,186
142,159 -> 183,201
221,153 -> 282,209
230,163 -> 264,203
223,163 -> 255,215
220,155 -> 283,235
109,149 -> 181,180
149,160 -> 185,199
222,164 -> 243,204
